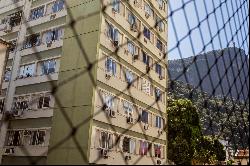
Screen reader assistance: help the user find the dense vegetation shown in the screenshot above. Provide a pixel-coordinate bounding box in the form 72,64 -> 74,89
168,80 -> 249,150
168,99 -> 226,165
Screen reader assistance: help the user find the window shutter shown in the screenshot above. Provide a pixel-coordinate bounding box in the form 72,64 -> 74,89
94,129 -> 100,148
112,60 -> 116,76
108,133 -> 113,149
118,135 -> 123,152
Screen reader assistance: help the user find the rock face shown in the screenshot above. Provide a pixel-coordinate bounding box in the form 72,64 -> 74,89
168,47 -> 249,101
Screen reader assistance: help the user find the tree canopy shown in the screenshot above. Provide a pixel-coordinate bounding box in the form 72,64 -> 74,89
168,98 -> 226,165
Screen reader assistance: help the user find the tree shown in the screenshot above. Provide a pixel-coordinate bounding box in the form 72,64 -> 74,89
167,99 -> 202,165
167,98 -> 227,165
193,137 -> 226,164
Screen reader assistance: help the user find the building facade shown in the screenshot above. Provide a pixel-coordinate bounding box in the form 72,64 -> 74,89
0,0 -> 168,165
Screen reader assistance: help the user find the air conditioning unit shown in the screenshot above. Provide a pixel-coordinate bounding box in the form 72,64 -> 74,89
105,73 -> 112,80
130,24 -> 138,32
4,148 -> 14,155
158,130 -> 163,135
13,109 -> 23,117
158,26 -> 163,32
125,155 -> 132,160
124,49 -> 129,55
145,13 -> 150,18
104,105 -> 111,112
127,116 -> 134,124
146,65 -> 150,73
47,42 -> 52,47
113,40 -> 119,47
159,75 -> 163,80
50,14 -> 56,20
100,148 -> 109,159
133,54 -> 139,61
110,110 -> 116,118
112,8 -> 117,13
157,160 -> 162,165
144,124 -> 149,130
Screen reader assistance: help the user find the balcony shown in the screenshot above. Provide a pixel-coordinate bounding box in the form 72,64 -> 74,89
0,0 -> 24,14
3,146 -> 48,157
89,147 -> 166,165
15,73 -> 59,87
21,39 -> 63,56
10,108 -> 53,120
27,9 -> 67,28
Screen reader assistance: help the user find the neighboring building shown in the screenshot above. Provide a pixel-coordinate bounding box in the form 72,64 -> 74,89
233,149 -> 249,165
0,0 -> 168,165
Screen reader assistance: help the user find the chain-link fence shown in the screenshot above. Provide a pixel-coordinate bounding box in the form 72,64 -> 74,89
0,0 -> 249,165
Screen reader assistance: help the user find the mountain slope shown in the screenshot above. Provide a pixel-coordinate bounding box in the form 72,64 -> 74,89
168,47 -> 249,101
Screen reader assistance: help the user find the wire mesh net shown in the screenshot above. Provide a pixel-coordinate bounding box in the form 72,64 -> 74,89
0,0 -> 249,165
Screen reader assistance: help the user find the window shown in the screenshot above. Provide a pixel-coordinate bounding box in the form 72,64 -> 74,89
38,93 -> 51,109
6,130 -> 23,146
142,52 -> 151,66
157,0 -> 164,9
8,11 -> 22,27
7,129 -> 46,146
42,28 -> 64,45
13,96 -> 30,111
4,68 -> 11,82
30,130 -> 46,146
41,59 -> 56,75
141,79 -> 153,96
156,39 -> 163,51
127,40 -> 136,55
123,101 -> 133,117
18,64 -> 35,78
154,144 -> 162,158
139,140 -> 149,155
156,16 -> 164,32
100,131 -> 113,150
156,116 -> 162,128
105,57 -> 116,76
8,40 -> 17,53
52,0 -> 65,13
125,70 -> 134,84
112,0 -> 120,13
30,6 -> 45,21
107,22 -> 120,46
0,98 -> 4,113
0,11 -> 21,32
102,93 -> 114,109
155,63 -> 162,76
141,110 -> 148,124
143,26 -> 151,40
155,88 -> 162,101
144,3 -> 153,17
128,12 -> 137,28
24,34 -> 41,49
123,137 -> 136,154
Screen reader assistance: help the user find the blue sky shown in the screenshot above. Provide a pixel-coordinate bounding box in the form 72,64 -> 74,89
168,0 -> 249,60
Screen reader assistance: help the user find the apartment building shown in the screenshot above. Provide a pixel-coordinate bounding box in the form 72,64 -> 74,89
0,0 -> 168,165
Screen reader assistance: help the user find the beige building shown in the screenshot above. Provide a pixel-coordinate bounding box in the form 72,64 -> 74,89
0,0 -> 168,165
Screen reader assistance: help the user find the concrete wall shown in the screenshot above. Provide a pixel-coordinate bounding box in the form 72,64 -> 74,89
47,0 -> 101,164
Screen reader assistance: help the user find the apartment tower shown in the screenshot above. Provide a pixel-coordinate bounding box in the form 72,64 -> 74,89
0,0 -> 168,165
